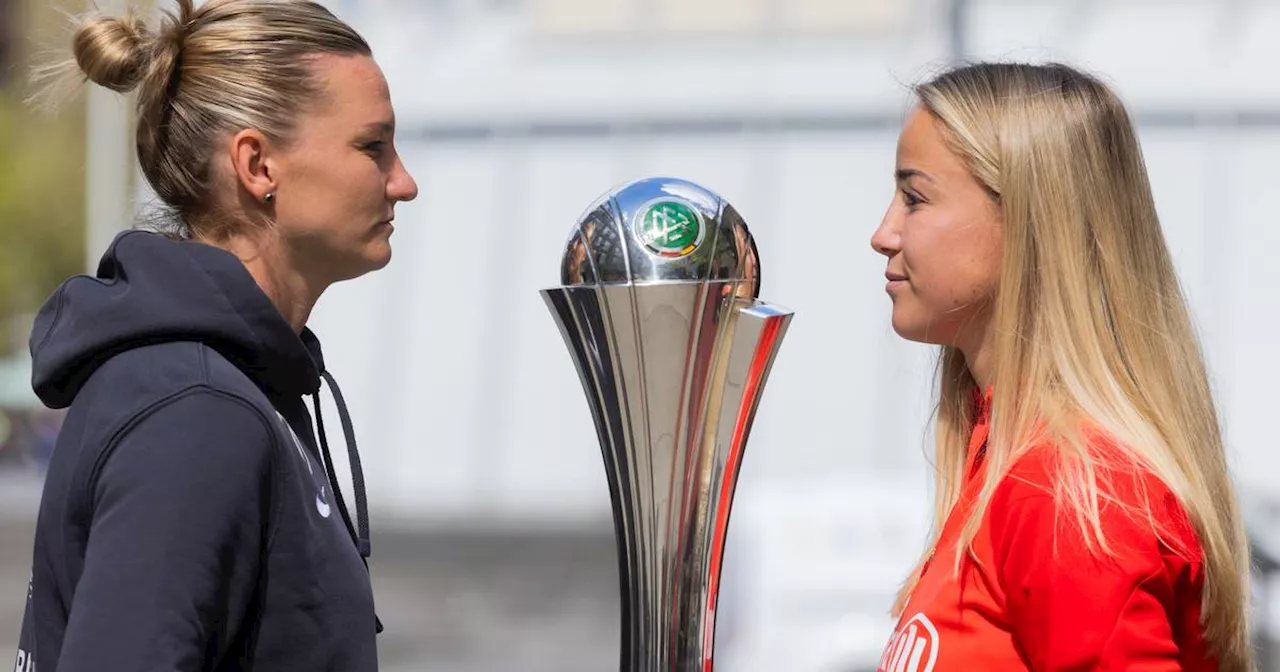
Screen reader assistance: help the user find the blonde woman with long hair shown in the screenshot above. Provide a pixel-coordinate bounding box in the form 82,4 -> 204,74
871,62 -> 1253,672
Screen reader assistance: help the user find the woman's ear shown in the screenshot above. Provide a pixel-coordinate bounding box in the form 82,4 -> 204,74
228,129 -> 278,205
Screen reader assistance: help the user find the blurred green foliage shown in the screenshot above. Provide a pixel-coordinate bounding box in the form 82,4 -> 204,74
0,0 -> 87,356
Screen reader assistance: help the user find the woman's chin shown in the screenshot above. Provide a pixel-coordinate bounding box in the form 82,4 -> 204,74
328,243 -> 393,283
891,312 -> 944,347
366,241 -> 393,270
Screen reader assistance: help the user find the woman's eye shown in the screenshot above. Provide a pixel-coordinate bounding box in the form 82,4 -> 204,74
901,189 -> 922,208
362,141 -> 385,154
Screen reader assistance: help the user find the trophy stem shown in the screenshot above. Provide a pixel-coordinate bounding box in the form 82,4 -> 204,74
543,285 -> 792,672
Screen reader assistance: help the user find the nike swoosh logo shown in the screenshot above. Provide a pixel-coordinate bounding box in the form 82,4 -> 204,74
316,491 -> 332,519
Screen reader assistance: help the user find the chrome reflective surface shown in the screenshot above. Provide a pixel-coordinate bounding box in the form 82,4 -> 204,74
561,177 -> 760,293
543,178 -> 793,672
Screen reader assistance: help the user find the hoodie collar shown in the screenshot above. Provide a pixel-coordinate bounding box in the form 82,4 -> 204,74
30,230 -> 321,408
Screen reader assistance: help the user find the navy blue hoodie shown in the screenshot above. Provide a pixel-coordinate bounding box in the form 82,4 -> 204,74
14,230 -> 379,672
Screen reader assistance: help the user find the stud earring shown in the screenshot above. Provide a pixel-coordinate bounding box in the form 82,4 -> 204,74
264,192 -> 275,204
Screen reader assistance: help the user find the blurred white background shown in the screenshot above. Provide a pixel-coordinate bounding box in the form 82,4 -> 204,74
4,0 -> 1280,670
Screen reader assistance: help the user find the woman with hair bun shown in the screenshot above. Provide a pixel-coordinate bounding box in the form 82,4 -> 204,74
15,1 -> 418,670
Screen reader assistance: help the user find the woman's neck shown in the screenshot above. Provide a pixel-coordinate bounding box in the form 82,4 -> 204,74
208,230 -> 323,334
960,320 -> 996,392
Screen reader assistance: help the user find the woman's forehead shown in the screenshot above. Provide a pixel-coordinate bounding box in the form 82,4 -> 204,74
309,54 -> 393,117
896,110 -> 968,181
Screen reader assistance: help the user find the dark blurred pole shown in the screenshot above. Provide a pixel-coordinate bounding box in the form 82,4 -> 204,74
1254,537 -> 1279,672
948,0 -> 969,63
0,0 -> 14,87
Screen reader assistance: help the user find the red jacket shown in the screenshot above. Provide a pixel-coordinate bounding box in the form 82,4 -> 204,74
878,397 -> 1216,672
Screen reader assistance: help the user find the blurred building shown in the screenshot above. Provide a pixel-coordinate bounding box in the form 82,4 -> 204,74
3,0 -> 1278,670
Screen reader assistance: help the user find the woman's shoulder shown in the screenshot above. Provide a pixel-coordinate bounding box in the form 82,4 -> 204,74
983,428 -> 1214,670
59,342 -> 285,490
991,429 -> 1203,567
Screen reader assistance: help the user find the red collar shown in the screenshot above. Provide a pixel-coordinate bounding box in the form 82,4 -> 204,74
965,385 -> 993,479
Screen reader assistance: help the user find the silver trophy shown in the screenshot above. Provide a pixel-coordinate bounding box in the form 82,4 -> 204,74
542,177 -> 794,671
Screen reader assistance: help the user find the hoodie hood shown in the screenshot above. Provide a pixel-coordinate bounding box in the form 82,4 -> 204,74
28,228 -> 376,606
30,230 -> 323,409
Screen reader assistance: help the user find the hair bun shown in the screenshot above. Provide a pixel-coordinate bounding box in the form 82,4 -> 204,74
71,12 -> 154,93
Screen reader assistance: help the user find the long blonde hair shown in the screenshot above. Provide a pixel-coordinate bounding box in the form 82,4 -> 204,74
891,62 -> 1252,671
31,0 -> 370,239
